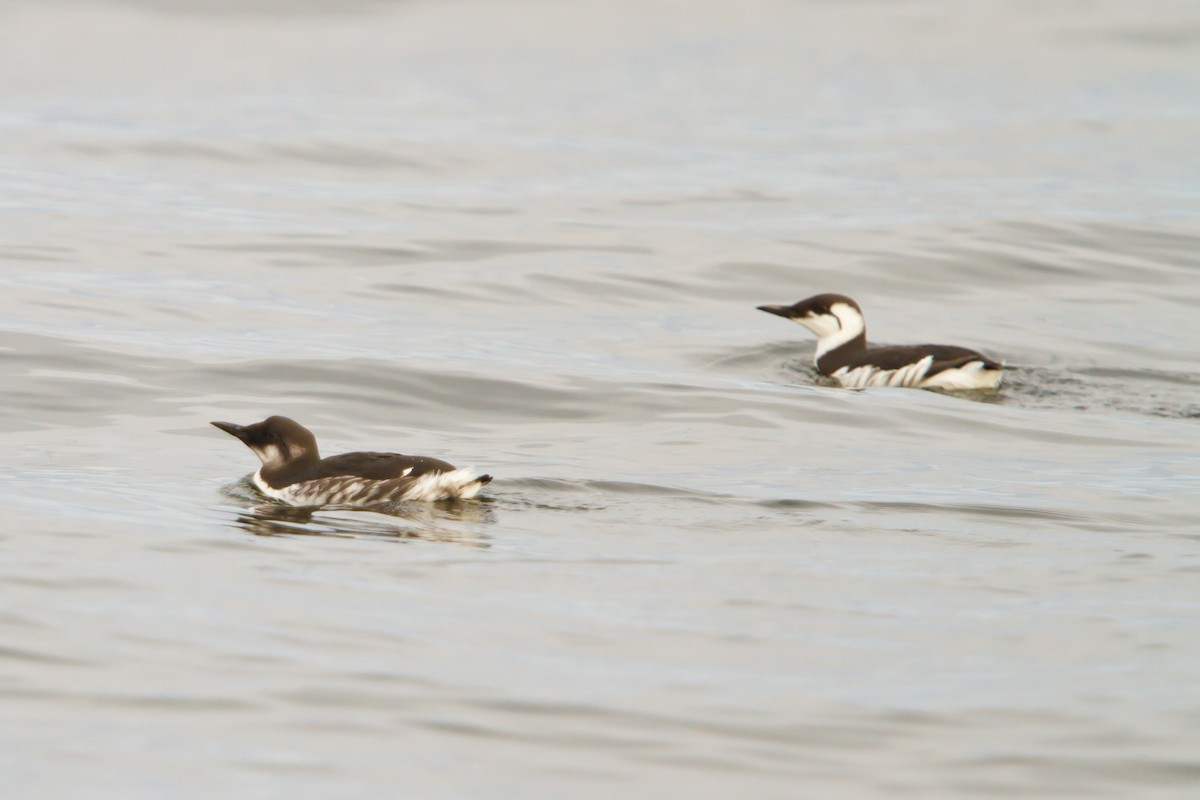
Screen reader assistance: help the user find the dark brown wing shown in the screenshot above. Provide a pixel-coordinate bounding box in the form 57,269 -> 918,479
304,451 -> 458,482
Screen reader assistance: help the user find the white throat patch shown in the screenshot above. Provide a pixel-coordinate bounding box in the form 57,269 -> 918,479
254,443 -> 307,468
254,443 -> 286,467
797,302 -> 865,360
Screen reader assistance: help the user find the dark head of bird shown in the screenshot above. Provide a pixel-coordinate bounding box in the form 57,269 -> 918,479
757,293 -> 868,361
756,293 -> 861,323
211,415 -> 321,471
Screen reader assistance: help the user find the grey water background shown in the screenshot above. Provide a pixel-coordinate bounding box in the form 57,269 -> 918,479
2,0 -> 1199,796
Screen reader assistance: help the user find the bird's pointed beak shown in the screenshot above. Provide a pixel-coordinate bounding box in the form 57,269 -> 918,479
757,304 -> 793,319
211,420 -> 250,442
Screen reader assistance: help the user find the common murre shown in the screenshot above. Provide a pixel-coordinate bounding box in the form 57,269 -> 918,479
757,293 -> 1003,390
212,416 -> 492,506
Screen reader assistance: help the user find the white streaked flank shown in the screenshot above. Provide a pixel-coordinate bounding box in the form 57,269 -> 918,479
830,358 -> 1002,390
399,468 -> 488,502
253,467 -> 486,506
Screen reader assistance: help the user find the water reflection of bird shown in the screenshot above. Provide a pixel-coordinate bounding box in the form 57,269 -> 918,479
231,500 -> 494,546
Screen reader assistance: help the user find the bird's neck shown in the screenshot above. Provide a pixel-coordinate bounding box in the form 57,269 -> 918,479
813,314 -> 867,362
259,452 -> 319,488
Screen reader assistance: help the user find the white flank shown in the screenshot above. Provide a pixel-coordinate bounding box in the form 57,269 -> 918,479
831,361 -> 929,389
831,365 -> 872,389
890,355 -> 934,387
919,361 -> 1004,390
399,468 -> 487,501
832,356 -> 1002,390
253,467 -> 486,506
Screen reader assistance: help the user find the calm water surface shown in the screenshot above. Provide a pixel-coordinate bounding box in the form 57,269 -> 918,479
2,1 -> 1199,797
